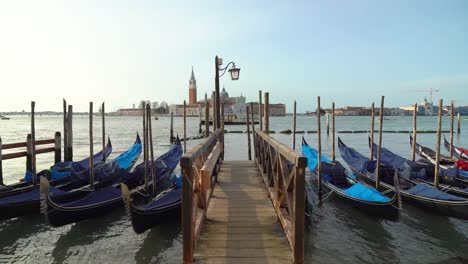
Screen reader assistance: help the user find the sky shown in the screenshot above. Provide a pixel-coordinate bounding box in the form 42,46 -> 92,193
0,0 -> 467,113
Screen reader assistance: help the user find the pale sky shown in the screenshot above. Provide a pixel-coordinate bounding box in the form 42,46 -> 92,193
1,0 -> 467,112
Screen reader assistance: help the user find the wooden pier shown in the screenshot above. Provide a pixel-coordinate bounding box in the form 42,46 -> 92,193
181,128 -> 306,264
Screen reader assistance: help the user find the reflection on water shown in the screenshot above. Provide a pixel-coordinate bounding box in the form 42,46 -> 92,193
0,115 -> 467,263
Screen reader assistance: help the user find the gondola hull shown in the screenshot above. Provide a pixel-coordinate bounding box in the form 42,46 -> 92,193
126,201 -> 180,234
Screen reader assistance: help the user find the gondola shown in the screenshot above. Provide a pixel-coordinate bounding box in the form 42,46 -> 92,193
368,137 -> 468,198
121,138 -> 183,234
0,138 -> 112,198
410,135 -> 468,185
42,138 -> 182,227
444,136 -> 468,160
339,138 -> 468,220
302,138 -> 400,220
0,135 -> 141,221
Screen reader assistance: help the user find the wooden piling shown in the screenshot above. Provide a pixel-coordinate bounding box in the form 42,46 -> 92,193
198,104 -> 202,134
170,111 -> 174,144
102,102 -> 106,161
26,134 -> 32,172
293,100 -> 297,150
264,92 -> 269,134
370,102 -> 375,160
63,99 -> 67,162
259,90 -> 263,130
246,105 -> 252,160
411,103 -> 418,162
54,132 -> 61,164
205,93 -> 209,138
31,101 -> 37,186
332,102 -> 336,161
450,101 -> 454,158
326,113 -> 330,136
0,137 -> 3,185
212,91 -> 217,130
317,96 -> 322,202
457,112 -> 461,134
375,96 -> 384,190
89,102 -> 94,190
143,103 -> 149,194
67,105 -> 73,161
184,100 -> 187,153
250,102 -> 256,158
434,99 -> 443,188
147,104 -> 156,196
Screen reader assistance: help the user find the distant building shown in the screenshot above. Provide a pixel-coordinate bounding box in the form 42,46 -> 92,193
249,103 -> 286,117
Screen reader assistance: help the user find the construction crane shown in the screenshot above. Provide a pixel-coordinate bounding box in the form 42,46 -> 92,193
413,88 -> 440,103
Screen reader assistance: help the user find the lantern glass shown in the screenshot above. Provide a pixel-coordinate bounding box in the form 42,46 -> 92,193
229,67 -> 240,80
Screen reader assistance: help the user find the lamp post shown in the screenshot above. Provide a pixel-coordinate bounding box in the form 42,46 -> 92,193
215,56 -> 240,129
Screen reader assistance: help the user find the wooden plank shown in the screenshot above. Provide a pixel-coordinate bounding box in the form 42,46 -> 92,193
195,257 -> 292,264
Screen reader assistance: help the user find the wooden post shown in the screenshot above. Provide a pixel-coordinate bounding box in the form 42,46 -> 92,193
259,90 -> 263,131
294,156 -> 306,264
370,102 -> 375,160
293,100 -> 297,150
246,105 -> 252,160
326,112 -> 330,136
375,96 -> 384,190
63,99 -> 67,162
147,104 -> 156,196
181,156 -> 193,263
31,101 -> 37,187
411,103 -> 418,162
198,104 -> 202,134
264,92 -> 269,134
89,102 -> 94,190
102,102 -> 106,161
332,102 -> 336,161
457,112 -> 461,134
317,96 -> 322,202
434,99 -> 443,188
250,102 -> 256,158
170,111 -> 174,144
26,134 -> 32,173
144,103 -> 149,194
212,91 -> 217,130
0,137 -> 3,185
183,100 -> 187,153
221,103 -> 225,131
205,93 -> 209,138
67,105 -> 73,161
54,132 -> 61,164
450,101 -> 454,158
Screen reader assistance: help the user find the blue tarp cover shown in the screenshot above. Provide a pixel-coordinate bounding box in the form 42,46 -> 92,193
343,183 -> 391,202
142,188 -> 181,211
406,183 -> 467,201
59,186 -> 122,207
0,186 -> 67,206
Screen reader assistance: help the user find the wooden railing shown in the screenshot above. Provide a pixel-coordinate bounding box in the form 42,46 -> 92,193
254,130 -> 306,264
181,128 -> 224,264
0,132 -> 61,185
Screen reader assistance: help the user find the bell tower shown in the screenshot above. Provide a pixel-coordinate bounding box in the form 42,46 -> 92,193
189,66 -> 197,104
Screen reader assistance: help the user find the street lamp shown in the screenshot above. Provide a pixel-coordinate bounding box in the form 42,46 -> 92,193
215,55 -> 240,128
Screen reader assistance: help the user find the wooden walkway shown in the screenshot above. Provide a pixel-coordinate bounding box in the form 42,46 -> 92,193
194,160 -> 293,264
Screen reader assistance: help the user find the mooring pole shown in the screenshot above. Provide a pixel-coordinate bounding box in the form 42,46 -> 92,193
63,99 -> 68,162
264,92 -> 269,134
457,112 -> 461,134
170,111 -> 174,144
259,90 -> 263,131
54,132 -> 61,164
246,105 -> 252,160
411,103 -> 418,162
317,96 -> 322,202
205,93 -> 209,138
67,105 -> 73,161
89,102 -> 94,190
198,104 -> 202,134
183,100 -> 187,153
26,134 -> 32,173
293,100 -> 297,151
250,102 -> 256,158
143,103 -> 148,194
31,101 -> 37,187
102,102 -> 106,161
332,102 -> 336,161
370,102 -> 375,160
450,101 -> 454,159
147,104 -> 156,196
326,112 -> 330,136
375,96 -> 384,190
434,99 -> 443,188
0,137 -> 3,185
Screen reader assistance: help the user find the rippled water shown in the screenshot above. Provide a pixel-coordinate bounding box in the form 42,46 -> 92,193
0,115 -> 467,263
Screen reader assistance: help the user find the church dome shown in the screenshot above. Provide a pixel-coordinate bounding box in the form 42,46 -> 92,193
221,87 -> 229,98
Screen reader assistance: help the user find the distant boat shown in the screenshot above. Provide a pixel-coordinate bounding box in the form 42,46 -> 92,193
0,115 -> 10,120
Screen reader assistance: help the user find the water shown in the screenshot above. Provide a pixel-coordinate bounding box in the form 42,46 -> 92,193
0,115 -> 467,263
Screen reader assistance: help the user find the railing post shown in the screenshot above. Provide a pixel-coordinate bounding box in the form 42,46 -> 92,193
26,134 -> 32,172
264,92 -> 269,134
67,105 -> 73,161
205,93 -> 209,138
294,157 -> 306,264
246,105 -> 252,160
63,99 -> 68,162
54,132 -> 61,164
182,156 -> 194,264
259,90 -> 263,131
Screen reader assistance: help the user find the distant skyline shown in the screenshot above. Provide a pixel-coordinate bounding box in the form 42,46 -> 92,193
0,0 -> 467,113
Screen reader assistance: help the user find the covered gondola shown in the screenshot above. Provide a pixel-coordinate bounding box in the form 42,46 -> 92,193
339,138 -> 468,220
302,138 -> 400,220
0,135 -> 141,221
444,136 -> 468,160
0,138 -> 112,198
42,138 -> 182,227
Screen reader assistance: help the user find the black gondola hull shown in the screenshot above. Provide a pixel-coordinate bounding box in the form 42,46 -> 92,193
128,202 -> 181,234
